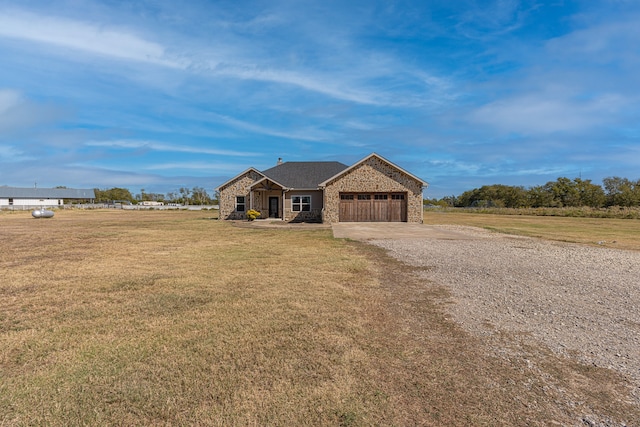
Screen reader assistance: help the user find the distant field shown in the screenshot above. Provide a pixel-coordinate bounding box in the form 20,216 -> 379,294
424,209 -> 640,251
1,210 -> 637,425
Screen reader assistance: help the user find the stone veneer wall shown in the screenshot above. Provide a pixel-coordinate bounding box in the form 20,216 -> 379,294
322,157 -> 424,223
218,170 -> 263,220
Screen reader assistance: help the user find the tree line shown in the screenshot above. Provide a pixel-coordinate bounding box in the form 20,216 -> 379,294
93,186 -> 216,205
426,177 -> 640,208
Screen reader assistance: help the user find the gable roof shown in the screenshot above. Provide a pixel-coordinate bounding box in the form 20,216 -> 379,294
215,154 -> 426,192
215,168 -> 265,191
261,161 -> 349,189
318,153 -> 428,188
249,176 -> 288,191
0,186 -> 96,199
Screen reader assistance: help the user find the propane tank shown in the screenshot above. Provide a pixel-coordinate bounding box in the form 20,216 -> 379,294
32,209 -> 55,218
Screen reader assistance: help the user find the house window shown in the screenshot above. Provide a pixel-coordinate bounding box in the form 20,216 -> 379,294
374,194 -> 388,200
236,196 -> 246,212
357,194 -> 371,200
292,195 -> 311,211
340,194 -> 354,200
392,194 -> 405,200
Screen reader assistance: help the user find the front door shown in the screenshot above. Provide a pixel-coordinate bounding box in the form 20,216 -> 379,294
269,197 -> 279,218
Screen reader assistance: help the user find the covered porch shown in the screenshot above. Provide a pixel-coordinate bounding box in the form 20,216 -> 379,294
249,178 -> 286,219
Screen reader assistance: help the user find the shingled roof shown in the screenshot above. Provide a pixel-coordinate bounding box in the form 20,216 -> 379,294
261,161 -> 349,189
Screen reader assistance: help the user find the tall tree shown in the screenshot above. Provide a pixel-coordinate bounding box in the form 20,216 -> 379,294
603,177 -> 640,207
94,187 -> 134,203
574,178 -> 605,208
179,187 -> 191,205
544,177 -> 581,207
527,185 -> 554,208
191,186 -> 209,205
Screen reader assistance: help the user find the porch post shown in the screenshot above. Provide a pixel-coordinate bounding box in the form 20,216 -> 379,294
281,190 -> 285,220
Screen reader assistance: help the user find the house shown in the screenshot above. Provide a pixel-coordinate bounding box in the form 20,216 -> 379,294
0,186 -> 96,209
216,153 -> 428,223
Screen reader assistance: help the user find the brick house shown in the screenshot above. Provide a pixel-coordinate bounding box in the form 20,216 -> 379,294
216,153 -> 428,223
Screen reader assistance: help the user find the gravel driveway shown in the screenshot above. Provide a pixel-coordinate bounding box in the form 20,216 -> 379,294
334,223 -> 640,408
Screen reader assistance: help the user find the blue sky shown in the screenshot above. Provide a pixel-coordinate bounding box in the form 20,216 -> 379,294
1,0 -> 639,198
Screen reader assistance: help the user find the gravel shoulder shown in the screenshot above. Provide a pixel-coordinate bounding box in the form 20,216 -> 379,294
367,225 -> 640,408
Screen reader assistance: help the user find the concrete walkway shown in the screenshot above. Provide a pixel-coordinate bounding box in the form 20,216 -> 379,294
331,222 -> 479,241
237,220 -> 480,241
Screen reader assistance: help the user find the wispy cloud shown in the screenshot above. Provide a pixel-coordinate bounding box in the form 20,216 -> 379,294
470,92 -> 629,134
0,9 -> 184,68
141,161 -> 250,174
0,144 -> 33,162
206,113 -> 338,142
0,7 -> 452,109
85,140 -> 258,157
215,65 -> 387,106
546,16 -> 640,64
0,88 -> 63,134
454,0 -> 528,39
2,2 -> 639,198
0,89 -> 21,115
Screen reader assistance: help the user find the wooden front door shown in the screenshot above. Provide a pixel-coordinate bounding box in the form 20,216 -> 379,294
269,197 -> 279,218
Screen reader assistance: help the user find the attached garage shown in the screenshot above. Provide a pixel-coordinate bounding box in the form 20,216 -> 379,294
320,154 -> 427,224
339,192 -> 407,222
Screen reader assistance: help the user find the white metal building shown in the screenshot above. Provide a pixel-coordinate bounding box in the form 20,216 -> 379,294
0,186 -> 96,209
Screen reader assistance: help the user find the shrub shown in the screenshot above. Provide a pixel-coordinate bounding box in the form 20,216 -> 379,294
246,209 -> 261,221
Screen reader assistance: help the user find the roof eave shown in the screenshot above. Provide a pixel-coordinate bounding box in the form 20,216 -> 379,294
318,152 -> 428,187
215,168 -> 264,191
249,176 -> 289,191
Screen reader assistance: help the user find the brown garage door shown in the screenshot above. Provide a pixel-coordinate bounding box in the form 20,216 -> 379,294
339,193 -> 407,222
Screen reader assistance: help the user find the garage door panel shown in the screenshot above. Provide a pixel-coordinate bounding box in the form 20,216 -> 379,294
339,192 -> 407,222
356,197 -> 372,221
389,193 -> 406,222
339,194 -> 356,222
373,194 -> 389,222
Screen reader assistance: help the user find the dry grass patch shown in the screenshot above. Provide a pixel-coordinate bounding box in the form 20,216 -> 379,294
1,210 -> 637,426
1,210 -> 384,425
424,210 -> 640,251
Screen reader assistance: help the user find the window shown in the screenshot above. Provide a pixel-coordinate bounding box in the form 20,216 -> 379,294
292,195 -> 311,211
236,196 -> 246,212
340,194 -> 354,200
374,194 -> 388,200
8,198 -> 13,206
357,194 -> 371,200
392,194 -> 405,200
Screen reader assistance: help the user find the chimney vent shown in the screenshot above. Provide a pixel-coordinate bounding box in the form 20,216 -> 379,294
277,157 -> 283,165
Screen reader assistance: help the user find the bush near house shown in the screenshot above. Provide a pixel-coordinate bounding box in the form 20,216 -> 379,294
246,209 -> 261,220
